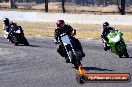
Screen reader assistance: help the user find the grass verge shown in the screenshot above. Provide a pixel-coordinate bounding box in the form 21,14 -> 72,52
0,21 -> 132,42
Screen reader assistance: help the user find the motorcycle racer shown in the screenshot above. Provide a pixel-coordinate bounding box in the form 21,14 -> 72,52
54,20 -> 85,63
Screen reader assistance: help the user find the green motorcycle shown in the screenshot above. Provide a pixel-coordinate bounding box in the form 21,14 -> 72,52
106,30 -> 129,58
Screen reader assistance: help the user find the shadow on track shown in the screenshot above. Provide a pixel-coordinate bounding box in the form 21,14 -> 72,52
29,45 -> 40,47
14,44 -> 40,47
81,67 -> 114,71
119,56 -> 132,58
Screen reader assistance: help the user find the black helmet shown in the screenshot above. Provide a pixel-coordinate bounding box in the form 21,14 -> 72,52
3,18 -> 9,23
103,22 -> 109,26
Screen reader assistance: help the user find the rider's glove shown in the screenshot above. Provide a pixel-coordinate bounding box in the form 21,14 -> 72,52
53,39 -> 59,44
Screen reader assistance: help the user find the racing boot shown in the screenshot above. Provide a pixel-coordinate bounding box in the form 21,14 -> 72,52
104,42 -> 111,51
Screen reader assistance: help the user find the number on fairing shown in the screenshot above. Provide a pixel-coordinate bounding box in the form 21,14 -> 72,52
61,35 -> 71,45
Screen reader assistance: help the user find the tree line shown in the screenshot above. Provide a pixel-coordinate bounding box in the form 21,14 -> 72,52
0,0 -> 129,15
1,0 -> 131,5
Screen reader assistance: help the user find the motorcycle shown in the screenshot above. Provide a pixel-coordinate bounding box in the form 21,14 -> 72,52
106,30 -> 129,58
8,27 -> 29,46
58,33 -> 82,69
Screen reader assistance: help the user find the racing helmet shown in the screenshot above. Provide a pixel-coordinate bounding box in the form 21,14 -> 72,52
3,18 -> 9,23
103,22 -> 109,26
103,22 -> 109,29
56,20 -> 65,28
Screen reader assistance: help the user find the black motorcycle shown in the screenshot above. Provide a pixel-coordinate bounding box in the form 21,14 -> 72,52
58,33 -> 82,69
8,28 -> 29,46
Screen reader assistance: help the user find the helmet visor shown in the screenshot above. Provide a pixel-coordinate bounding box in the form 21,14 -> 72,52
57,23 -> 64,28
103,25 -> 109,29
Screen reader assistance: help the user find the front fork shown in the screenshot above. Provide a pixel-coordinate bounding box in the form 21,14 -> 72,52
64,44 -> 77,63
64,45 -> 72,62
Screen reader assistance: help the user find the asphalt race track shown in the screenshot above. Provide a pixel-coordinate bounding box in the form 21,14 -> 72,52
0,35 -> 132,87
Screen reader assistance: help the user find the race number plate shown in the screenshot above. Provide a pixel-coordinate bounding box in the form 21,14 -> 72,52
61,35 -> 71,45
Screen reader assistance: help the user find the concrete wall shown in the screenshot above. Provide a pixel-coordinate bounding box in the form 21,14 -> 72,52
0,10 -> 132,26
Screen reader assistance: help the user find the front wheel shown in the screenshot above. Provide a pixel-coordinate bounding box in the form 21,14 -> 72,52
24,40 -> 29,46
21,37 -> 29,46
69,51 -> 81,69
119,54 -> 123,58
76,74 -> 86,84
123,49 -> 129,58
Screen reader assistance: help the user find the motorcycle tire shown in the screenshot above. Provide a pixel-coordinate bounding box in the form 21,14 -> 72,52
123,49 -> 129,58
69,51 -> 80,70
24,40 -> 29,46
76,74 -> 86,84
21,37 -> 29,46
9,36 -> 18,43
119,54 -> 123,58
